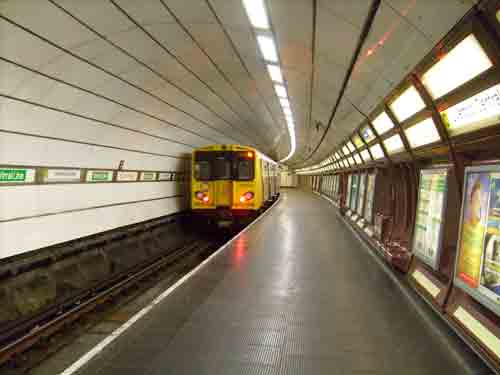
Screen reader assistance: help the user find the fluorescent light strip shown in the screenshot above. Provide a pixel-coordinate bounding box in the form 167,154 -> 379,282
268,65 -> 283,83
274,84 -> 287,98
280,98 -> 290,108
257,35 -> 278,62
242,0 -> 270,29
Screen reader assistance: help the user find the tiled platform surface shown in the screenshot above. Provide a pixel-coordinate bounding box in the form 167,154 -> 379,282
74,189 -> 476,375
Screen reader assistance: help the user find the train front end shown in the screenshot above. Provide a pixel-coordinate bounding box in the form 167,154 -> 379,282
191,145 -> 263,227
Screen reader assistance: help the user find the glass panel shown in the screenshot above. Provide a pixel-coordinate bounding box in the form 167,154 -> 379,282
353,153 -> 362,164
342,145 -> 350,155
383,134 -> 405,154
213,157 -> 231,179
360,149 -> 371,162
357,174 -> 367,216
370,143 -> 385,160
353,134 -> 364,148
364,174 -> 376,223
440,83 -> 500,136
422,34 -> 493,99
195,161 -> 211,180
237,159 -> 253,180
361,125 -> 376,142
372,112 -> 395,135
405,118 -> 441,148
347,141 -> 356,152
389,85 -> 426,122
454,166 -> 500,318
348,157 -> 355,166
413,169 -> 448,270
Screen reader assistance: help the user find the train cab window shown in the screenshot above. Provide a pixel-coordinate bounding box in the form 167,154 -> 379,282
194,161 -> 211,180
194,150 -> 254,181
213,157 -> 231,179
236,159 -> 253,180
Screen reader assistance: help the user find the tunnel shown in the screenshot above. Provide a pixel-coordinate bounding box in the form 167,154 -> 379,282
1,0 -> 500,374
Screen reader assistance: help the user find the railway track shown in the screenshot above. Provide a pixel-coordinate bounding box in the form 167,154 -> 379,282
0,235 -> 226,373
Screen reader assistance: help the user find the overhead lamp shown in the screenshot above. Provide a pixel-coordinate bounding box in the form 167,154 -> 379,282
267,65 -> 283,83
280,98 -> 290,108
283,107 -> 292,116
242,0 -> 269,29
274,84 -> 287,98
257,35 -> 278,62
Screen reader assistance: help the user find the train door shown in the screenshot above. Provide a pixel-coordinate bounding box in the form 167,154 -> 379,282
213,155 -> 232,207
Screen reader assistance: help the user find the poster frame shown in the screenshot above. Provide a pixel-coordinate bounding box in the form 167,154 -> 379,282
454,164 -> 500,318
412,167 -> 449,271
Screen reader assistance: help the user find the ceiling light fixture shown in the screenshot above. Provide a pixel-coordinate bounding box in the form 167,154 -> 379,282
242,0 -> 270,29
267,65 -> 283,83
257,35 -> 278,62
274,84 -> 287,98
280,98 -> 290,107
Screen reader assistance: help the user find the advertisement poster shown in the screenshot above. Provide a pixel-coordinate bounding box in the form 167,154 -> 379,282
346,175 -> 352,208
364,174 -> 376,223
412,169 -> 448,270
350,174 -> 359,211
456,170 -> 500,313
357,174 -> 366,216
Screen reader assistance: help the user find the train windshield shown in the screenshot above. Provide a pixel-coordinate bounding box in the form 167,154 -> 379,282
194,151 -> 254,181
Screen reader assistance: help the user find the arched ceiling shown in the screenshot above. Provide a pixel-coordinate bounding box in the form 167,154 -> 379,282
0,0 -> 477,166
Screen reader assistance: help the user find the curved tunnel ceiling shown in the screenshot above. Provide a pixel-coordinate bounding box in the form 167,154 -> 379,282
0,0 -> 477,166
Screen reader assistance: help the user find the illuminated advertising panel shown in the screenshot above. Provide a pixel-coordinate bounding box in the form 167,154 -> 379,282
412,169 -> 448,270
350,174 -> 359,211
353,134 -> 364,148
361,125 -> 376,143
346,174 -> 352,209
356,173 -> 367,216
455,165 -> 500,316
440,83 -> 500,137
364,174 -> 376,223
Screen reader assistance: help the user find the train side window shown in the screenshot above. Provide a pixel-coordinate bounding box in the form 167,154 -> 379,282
195,161 -> 211,180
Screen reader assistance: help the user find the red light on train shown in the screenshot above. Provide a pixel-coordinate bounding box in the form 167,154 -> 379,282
202,195 -> 209,203
240,191 -> 254,203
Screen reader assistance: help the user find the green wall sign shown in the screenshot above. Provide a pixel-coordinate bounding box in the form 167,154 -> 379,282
0,168 -> 36,184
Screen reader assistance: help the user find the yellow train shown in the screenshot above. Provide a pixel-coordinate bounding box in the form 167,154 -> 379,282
191,144 -> 279,227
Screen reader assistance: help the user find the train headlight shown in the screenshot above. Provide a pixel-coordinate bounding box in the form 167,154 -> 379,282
240,191 -> 254,203
195,191 -> 209,203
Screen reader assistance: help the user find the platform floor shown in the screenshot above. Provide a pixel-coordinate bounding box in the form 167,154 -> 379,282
74,189 -> 470,375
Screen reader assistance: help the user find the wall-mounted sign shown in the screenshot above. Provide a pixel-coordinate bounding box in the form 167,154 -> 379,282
441,83 -> 500,136
44,169 -> 81,183
158,172 -> 172,181
86,170 -> 113,182
455,165 -> 500,317
140,172 -> 157,181
0,168 -> 36,184
117,171 -> 138,181
412,169 -> 448,270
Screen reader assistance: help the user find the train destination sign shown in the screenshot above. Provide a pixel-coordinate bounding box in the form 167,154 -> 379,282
412,169 -> 448,270
455,165 -> 500,317
86,170 -> 113,182
0,168 -> 36,184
